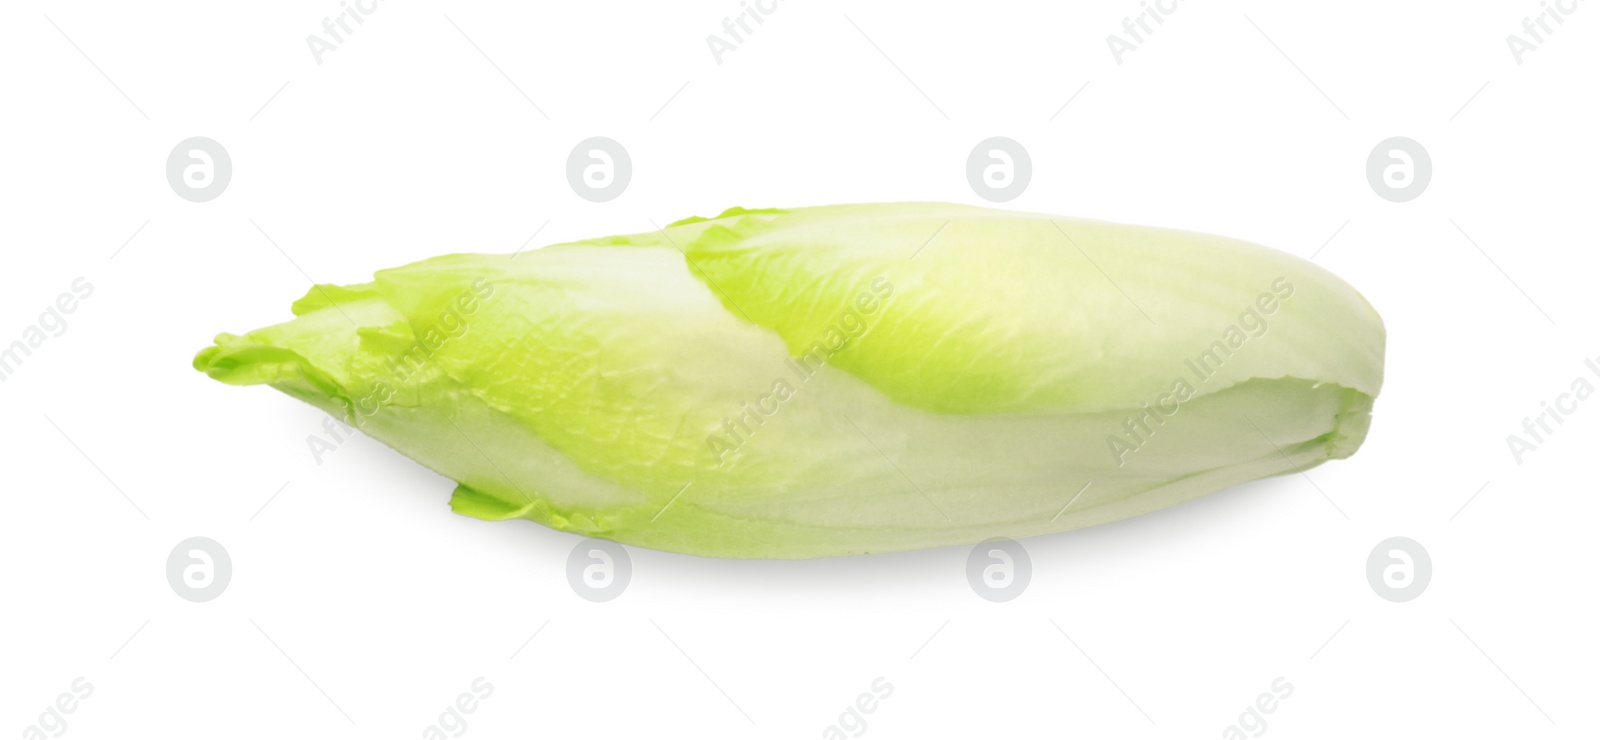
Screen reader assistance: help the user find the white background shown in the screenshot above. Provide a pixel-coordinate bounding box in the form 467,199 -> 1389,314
2,1 -> 1595,738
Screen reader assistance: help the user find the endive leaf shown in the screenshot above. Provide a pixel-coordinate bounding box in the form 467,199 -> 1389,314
195,203 -> 1384,558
